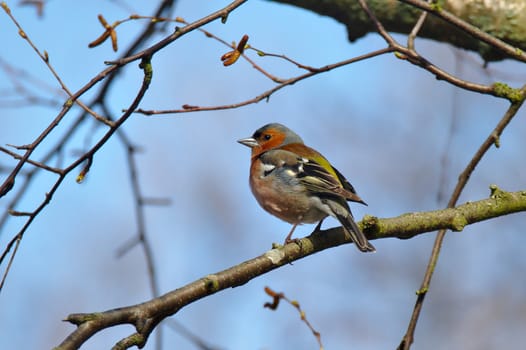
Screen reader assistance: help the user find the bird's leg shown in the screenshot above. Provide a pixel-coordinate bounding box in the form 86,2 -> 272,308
312,218 -> 324,233
283,222 -> 299,245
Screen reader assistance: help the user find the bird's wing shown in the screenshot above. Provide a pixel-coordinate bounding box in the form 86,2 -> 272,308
259,150 -> 365,204
295,157 -> 342,193
258,150 -> 337,190
332,166 -> 367,205
293,158 -> 365,205
257,149 -> 306,182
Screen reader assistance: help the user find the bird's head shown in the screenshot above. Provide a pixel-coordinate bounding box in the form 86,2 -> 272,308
237,123 -> 303,157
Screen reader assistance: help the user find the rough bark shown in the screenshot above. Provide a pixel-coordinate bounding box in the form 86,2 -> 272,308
268,0 -> 526,61
56,187 -> 526,350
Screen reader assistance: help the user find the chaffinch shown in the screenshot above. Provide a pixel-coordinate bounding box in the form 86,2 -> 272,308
238,123 -> 375,253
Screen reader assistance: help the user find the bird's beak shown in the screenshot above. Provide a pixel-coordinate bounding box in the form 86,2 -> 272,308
237,137 -> 258,148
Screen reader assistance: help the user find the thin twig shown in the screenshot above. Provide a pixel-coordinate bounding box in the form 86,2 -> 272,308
399,0 -> 526,62
0,0 -> 248,198
136,0 -> 519,117
55,189 -> 526,349
135,47 -> 393,115
165,319 -> 223,350
437,49 -> 462,203
264,286 -> 324,350
0,56 -> 154,291
356,0 -> 499,97
176,18 -> 288,82
0,3 -> 108,125
1,3 -> 248,349
407,0 -> 434,50
0,114 -> 83,232
0,57 -> 64,107
353,1 -> 526,347
0,146 -> 63,174
247,46 -> 321,72
398,84 -> 526,350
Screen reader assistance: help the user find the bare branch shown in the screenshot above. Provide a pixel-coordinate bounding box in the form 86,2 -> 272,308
0,54 -> 153,292
268,0 -> 526,62
264,286 -> 324,350
137,2 -> 524,119
55,188 -> 526,349
0,0 -> 248,198
399,0 -> 526,62
135,47 -> 393,115
398,85 -> 526,350
0,146 -> 62,174
1,1 -> 525,349
407,0 -> 434,50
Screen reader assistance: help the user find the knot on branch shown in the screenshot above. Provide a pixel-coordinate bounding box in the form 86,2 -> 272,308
64,312 -> 100,326
264,248 -> 286,265
203,274 -> 220,292
450,213 -> 467,231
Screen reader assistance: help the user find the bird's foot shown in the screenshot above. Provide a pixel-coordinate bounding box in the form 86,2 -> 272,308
283,237 -> 301,246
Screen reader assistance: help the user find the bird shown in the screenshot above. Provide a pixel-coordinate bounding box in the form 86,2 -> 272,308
238,123 -> 375,252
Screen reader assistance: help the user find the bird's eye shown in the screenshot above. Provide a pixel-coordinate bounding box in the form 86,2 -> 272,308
263,134 -> 272,141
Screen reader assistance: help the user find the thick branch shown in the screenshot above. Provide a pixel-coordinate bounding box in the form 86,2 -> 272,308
367,185 -> 526,239
56,187 -> 526,350
268,0 -> 526,62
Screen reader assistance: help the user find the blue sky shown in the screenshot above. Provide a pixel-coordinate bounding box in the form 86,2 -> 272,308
1,1 -> 525,349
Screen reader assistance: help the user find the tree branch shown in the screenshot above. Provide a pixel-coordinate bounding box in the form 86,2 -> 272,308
56,187 -> 526,350
0,0 -> 248,198
398,83 -> 526,350
268,0 -> 526,62
0,0 -> 248,291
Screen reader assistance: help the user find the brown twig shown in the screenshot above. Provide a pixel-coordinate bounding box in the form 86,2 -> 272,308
135,0 -> 522,117
165,319 -> 223,350
0,0 -> 247,264
18,0 -> 45,17
176,17 -> 289,82
356,0 -> 505,98
0,57 -> 64,107
407,0 -> 435,50
354,1 -> 526,348
1,2 -> 524,349
0,56 -> 153,293
54,189 -> 526,349
1,3 -> 108,125
264,286 -> 324,350
0,146 -> 63,174
135,47 -> 393,115
0,3 -> 247,349
247,46 -> 321,72
398,86 -> 526,350
437,49 -> 463,203
399,0 -> 526,63
0,0 -> 248,198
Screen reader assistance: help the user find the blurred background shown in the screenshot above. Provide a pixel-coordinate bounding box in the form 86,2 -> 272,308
0,1 -> 525,349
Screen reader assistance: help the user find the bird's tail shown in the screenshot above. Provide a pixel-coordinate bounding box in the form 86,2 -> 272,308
327,201 -> 376,253
338,213 -> 376,252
